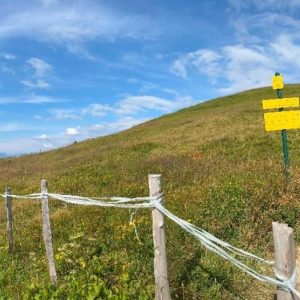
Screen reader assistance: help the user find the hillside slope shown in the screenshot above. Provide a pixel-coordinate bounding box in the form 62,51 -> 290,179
1,85 -> 300,299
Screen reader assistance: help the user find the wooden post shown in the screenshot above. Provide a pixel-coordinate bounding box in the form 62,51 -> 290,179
5,187 -> 13,253
273,222 -> 298,300
41,179 -> 57,286
148,174 -> 171,300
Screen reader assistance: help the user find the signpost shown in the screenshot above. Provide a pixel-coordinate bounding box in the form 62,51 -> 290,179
262,73 -> 300,181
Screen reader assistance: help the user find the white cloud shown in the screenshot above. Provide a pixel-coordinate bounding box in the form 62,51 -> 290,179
23,58 -> 53,90
116,95 -> 194,114
1,66 -> 15,75
23,95 -> 65,104
0,53 -> 16,60
88,124 -> 105,131
82,103 -> 113,117
36,133 -> 48,139
27,57 -> 52,77
66,127 -> 80,136
0,123 -> 27,132
0,2 -> 159,53
228,0 -> 300,10
170,58 -> 188,79
0,95 -> 66,104
49,109 -> 80,120
270,34 -> 300,67
107,116 -> 148,131
21,79 -> 50,89
82,94 -> 195,117
171,49 -> 221,80
38,0 -> 58,6
171,35 -> 300,94
219,45 -> 272,94
66,43 -> 95,60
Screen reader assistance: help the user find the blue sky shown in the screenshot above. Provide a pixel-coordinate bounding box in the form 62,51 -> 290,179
0,0 -> 300,153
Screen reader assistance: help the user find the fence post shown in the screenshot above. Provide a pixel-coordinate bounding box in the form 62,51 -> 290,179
148,174 -> 171,300
5,187 -> 13,253
41,179 -> 57,286
272,222 -> 297,300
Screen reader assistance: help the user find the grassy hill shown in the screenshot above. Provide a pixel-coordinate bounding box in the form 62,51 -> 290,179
1,85 -> 300,299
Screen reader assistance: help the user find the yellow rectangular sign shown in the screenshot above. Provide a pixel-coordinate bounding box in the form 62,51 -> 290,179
264,110 -> 300,131
272,75 -> 284,90
262,97 -> 299,110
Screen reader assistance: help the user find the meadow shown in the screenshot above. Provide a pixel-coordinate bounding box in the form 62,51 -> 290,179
0,85 -> 300,299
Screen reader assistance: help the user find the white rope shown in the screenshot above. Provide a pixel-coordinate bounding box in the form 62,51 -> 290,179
1,193 -> 42,199
152,201 -> 300,298
47,193 -> 160,208
1,192 -> 161,208
1,191 -> 299,297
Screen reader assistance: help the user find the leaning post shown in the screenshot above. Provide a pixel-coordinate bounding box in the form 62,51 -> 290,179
148,174 -> 171,300
5,187 -> 13,252
272,222 -> 298,299
41,179 -> 57,286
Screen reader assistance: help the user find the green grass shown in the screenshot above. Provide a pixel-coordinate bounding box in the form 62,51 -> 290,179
0,85 -> 300,298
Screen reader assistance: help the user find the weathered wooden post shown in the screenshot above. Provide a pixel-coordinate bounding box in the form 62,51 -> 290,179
273,222 -> 298,299
41,179 -> 57,286
148,174 -> 171,300
5,187 -> 13,252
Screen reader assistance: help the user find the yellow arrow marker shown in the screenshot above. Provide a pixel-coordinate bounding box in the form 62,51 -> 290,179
272,74 -> 284,90
264,110 -> 300,131
262,97 -> 299,110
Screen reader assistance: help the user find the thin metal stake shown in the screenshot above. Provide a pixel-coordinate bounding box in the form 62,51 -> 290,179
275,72 -> 290,181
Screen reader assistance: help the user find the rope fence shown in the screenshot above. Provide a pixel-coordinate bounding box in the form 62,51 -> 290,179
1,174 -> 299,300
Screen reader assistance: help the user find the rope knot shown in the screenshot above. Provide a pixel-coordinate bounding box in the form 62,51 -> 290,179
150,193 -> 163,204
276,268 -> 298,296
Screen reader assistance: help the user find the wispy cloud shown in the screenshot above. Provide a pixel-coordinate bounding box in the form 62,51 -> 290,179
0,2 -> 159,54
39,93 -> 194,122
82,103 -> 114,117
0,94 -> 66,104
27,57 -> 52,77
228,0 -> 300,11
0,122 -> 30,132
38,0 -> 58,6
116,95 -> 194,114
0,52 -> 16,60
171,33 -> 300,94
1,66 -> 15,75
22,57 -> 52,89
48,109 -> 80,120
171,49 -> 221,80
21,79 -> 50,89
83,94 -> 195,117
23,95 -> 65,104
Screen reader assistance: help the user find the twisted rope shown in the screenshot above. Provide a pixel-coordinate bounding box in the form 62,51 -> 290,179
1,191 -> 299,297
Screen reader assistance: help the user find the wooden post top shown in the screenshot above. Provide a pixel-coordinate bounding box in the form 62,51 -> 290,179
148,174 -> 162,197
41,179 -> 48,192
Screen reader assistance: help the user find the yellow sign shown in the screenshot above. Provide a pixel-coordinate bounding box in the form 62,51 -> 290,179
264,111 -> 300,131
262,97 -> 299,110
272,75 -> 284,90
